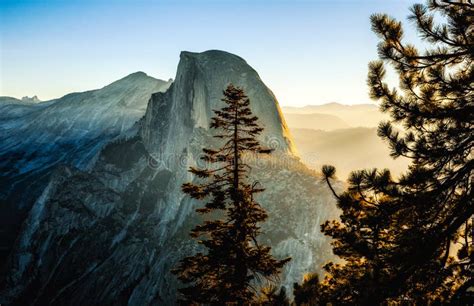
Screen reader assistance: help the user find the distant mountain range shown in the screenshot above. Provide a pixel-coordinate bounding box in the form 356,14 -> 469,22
0,95 -> 41,105
283,112 -> 350,131
281,103 -> 408,180
282,102 -> 389,128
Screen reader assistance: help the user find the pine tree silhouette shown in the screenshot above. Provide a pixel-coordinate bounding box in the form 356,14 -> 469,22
173,84 -> 290,305
295,1 -> 473,304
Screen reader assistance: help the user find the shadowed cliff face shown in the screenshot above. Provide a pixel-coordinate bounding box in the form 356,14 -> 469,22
1,72 -> 171,177
1,50 -> 338,305
0,73 -> 171,272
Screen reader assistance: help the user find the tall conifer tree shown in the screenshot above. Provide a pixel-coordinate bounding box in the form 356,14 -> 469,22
173,84 -> 290,305
295,1 -> 473,304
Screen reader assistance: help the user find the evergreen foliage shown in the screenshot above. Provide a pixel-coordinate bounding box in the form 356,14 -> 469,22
173,84 -> 290,305
258,286 -> 291,306
295,1 -> 473,304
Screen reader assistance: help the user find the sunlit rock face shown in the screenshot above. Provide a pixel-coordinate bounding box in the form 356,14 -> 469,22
0,50 -> 339,305
140,50 -> 296,156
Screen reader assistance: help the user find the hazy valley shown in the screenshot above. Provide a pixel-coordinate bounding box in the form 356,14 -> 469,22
281,104 -> 410,179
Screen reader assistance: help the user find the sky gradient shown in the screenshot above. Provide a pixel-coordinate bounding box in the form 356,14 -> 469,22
1,0 -> 419,106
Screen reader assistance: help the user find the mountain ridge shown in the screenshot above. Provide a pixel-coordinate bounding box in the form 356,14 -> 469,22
0,50 -> 338,305
283,112 -> 350,131
282,103 -> 388,128
0,72 -> 172,269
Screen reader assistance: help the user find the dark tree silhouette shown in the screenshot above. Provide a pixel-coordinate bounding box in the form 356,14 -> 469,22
295,1 -> 473,304
173,84 -> 290,305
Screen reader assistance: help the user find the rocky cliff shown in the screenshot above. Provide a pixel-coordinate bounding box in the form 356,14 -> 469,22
0,50 -> 338,305
0,73 -> 171,267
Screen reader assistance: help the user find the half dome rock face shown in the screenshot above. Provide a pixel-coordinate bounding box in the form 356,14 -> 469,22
140,50 -> 296,157
0,51 -> 337,305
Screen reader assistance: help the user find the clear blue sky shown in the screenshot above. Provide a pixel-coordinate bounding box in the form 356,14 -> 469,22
1,0 -> 419,105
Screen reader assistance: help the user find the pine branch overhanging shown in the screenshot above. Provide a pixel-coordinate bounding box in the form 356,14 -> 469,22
294,1 -> 473,304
